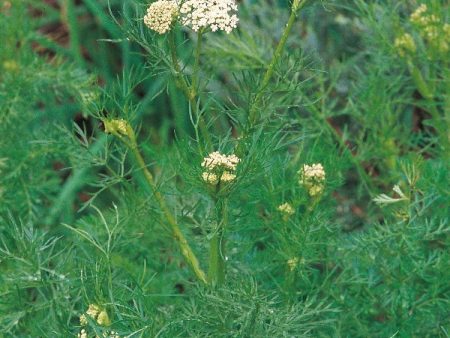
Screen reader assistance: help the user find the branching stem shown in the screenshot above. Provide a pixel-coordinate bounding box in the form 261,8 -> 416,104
248,0 -> 306,125
113,125 -> 208,284
168,31 -> 211,153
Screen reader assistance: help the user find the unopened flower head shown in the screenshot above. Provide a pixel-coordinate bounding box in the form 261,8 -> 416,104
410,4 -> 428,26
445,23 -> 450,36
394,33 -> 416,58
144,0 -> 179,34
408,4 -> 449,54
278,202 -> 295,220
80,304 -> 111,327
298,163 -> 326,197
287,257 -> 299,271
86,304 -> 101,319
180,0 -> 239,33
201,151 -> 239,185
103,119 -> 132,137
97,309 -> 111,326
409,4 -> 440,27
80,314 -> 88,326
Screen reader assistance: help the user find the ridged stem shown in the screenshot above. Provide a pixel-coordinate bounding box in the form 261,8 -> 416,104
111,124 -> 208,284
248,0 -> 306,125
208,198 -> 227,285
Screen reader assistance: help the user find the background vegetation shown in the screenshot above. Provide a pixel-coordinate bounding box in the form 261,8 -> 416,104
0,0 -> 448,337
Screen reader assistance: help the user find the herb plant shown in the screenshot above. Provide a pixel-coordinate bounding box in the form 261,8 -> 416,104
0,0 -> 449,337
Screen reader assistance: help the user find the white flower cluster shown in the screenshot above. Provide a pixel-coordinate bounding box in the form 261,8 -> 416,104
144,0 -> 239,34
180,0 -> 238,33
298,163 -> 326,197
201,151 -> 239,171
201,151 -> 240,185
144,0 -> 179,34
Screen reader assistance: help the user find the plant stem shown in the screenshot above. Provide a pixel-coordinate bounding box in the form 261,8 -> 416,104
118,127 -> 208,284
192,30 -> 203,97
248,0 -> 306,125
407,61 -> 448,151
208,197 -> 227,285
168,31 -> 211,153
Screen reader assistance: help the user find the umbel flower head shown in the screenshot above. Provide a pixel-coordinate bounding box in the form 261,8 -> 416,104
144,0 -> 179,34
180,0 -> 238,33
201,151 -> 240,185
298,163 -> 326,197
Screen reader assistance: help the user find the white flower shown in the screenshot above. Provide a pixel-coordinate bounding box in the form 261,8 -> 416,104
144,0 -> 179,34
201,151 -> 240,171
201,151 -> 239,185
202,171 -> 218,184
298,163 -> 326,197
180,0 -> 239,33
220,171 -> 236,182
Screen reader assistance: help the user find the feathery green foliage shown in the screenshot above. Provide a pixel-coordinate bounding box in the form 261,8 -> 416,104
1,0 -> 449,337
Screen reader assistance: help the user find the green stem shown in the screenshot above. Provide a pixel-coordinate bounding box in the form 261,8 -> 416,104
192,30 -> 203,97
168,32 -> 211,153
248,0 -> 306,125
168,32 -> 191,99
208,198 -> 227,285
115,126 -> 208,284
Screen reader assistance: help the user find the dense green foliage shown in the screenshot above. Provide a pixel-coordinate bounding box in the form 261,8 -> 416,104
0,0 -> 449,337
